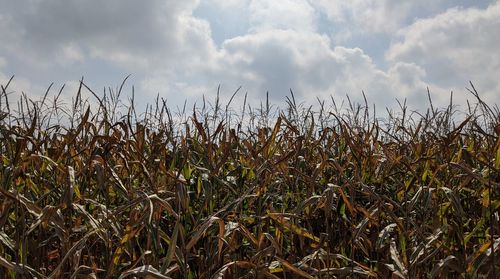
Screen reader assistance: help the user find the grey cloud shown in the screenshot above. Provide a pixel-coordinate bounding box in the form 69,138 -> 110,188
0,0 -> 217,108
1,0 -> 210,69
215,31 -> 340,100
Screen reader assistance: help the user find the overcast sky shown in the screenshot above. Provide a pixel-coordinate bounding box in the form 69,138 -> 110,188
1,0 -> 498,112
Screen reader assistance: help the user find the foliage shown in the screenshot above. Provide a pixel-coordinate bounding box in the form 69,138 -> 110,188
0,76 -> 499,278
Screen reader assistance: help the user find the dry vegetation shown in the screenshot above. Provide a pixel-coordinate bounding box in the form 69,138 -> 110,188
0,76 -> 499,278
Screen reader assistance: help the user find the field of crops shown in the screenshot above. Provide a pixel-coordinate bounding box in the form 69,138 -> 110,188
1,77 -> 499,278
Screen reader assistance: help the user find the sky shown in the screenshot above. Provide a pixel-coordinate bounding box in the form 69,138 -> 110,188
1,0 -> 499,113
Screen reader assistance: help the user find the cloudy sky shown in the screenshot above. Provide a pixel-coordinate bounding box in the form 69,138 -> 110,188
1,0 -> 498,112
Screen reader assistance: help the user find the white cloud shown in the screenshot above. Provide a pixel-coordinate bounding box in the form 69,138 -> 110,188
249,0 -> 317,32
1,59 -> 32,100
185,29 -> 434,109
0,72 -> 39,106
387,2 -> 500,104
312,0 -> 439,33
57,42 -> 85,66
205,0 -> 249,10
193,0 -> 250,45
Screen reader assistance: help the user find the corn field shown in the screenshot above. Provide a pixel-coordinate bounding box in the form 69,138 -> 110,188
0,77 -> 499,278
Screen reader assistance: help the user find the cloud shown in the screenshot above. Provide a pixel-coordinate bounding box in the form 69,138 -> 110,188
204,0 -> 249,10
193,0 -> 251,45
0,0 -> 221,109
182,29 -> 433,110
0,70 -> 39,107
249,0 -> 317,32
1,0 -> 215,70
1,0 -> 496,113
310,0 -> 497,35
387,2 -> 500,104
56,43 -> 85,66
312,0 -> 439,33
